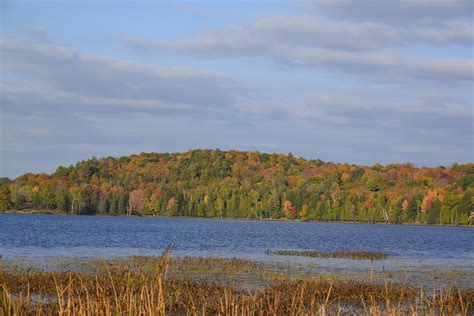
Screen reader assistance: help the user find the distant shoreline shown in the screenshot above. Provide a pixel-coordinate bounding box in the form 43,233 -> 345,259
3,209 -> 472,228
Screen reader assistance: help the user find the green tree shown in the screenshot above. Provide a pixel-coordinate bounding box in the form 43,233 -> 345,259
0,186 -> 12,211
55,185 -> 69,212
389,197 -> 403,224
426,200 -> 441,225
41,185 -> 56,210
441,194 -> 458,225
458,191 -> 472,225
404,197 -> 419,223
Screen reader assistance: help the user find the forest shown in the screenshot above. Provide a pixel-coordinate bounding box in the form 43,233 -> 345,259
0,149 -> 473,225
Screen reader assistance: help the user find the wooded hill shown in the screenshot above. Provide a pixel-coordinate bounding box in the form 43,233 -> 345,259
1,150 -> 473,225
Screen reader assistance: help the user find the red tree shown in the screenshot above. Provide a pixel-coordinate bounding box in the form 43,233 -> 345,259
283,200 -> 296,218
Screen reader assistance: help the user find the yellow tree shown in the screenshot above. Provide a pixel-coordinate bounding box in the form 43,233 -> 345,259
166,197 -> 178,215
299,203 -> 309,221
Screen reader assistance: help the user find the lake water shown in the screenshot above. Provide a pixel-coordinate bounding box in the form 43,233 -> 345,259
1,213 -> 473,285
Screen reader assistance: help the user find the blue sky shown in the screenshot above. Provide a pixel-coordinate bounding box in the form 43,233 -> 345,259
1,0 -> 473,178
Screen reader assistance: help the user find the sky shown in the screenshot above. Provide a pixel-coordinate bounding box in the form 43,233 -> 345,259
0,0 -> 473,178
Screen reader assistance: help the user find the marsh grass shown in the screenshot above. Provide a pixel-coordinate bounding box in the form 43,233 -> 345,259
1,253 -> 473,315
267,250 -> 390,260
135,256 -> 262,275
79,256 -> 321,286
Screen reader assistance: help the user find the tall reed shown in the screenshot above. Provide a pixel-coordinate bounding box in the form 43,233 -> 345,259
1,252 -> 472,315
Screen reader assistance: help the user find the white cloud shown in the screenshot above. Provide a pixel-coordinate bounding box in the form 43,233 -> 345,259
126,13 -> 473,83
305,0 -> 472,24
1,35 -> 245,112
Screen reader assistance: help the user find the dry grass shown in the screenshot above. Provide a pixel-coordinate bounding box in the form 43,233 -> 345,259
267,250 -> 390,260
2,271 -> 472,315
1,250 -> 473,315
75,256 -> 317,285
73,256 -> 261,273
135,256 -> 261,275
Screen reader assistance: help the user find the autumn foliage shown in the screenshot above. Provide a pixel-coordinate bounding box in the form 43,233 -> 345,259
282,200 -> 296,218
421,190 -> 437,213
0,150 -> 472,225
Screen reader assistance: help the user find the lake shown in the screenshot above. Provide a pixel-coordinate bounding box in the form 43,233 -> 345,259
1,213 -> 473,285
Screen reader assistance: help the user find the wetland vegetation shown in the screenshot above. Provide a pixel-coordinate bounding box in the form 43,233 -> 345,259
267,250 -> 390,261
1,252 -> 473,315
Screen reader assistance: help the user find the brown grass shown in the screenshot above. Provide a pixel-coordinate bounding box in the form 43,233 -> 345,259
267,250 -> 390,260
1,251 -> 473,315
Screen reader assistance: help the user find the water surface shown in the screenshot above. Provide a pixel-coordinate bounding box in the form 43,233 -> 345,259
1,214 -> 473,283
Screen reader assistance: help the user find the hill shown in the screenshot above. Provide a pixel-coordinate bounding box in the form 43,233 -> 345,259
1,149 -> 473,224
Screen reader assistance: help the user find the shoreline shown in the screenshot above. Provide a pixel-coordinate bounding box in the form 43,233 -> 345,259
2,209 -> 472,228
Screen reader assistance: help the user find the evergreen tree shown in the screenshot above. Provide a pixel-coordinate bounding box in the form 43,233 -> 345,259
458,191 -> 473,224
404,197 -> 419,223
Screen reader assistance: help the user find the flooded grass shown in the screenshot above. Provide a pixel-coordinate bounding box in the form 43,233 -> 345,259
141,256 -> 262,275
66,256 -> 327,289
1,254 -> 473,315
267,250 -> 390,260
3,269 -> 473,315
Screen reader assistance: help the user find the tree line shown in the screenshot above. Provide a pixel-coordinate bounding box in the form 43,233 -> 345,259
1,149 -> 473,225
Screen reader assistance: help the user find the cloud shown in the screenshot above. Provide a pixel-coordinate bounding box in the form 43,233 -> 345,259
280,48 -> 473,82
305,0 -> 472,24
1,35 -> 244,113
232,86 -> 472,166
22,25 -> 49,40
130,36 -> 473,83
237,91 -> 472,130
127,14 -> 472,53
0,84 -> 199,114
126,13 -> 473,84
0,35 -> 253,177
